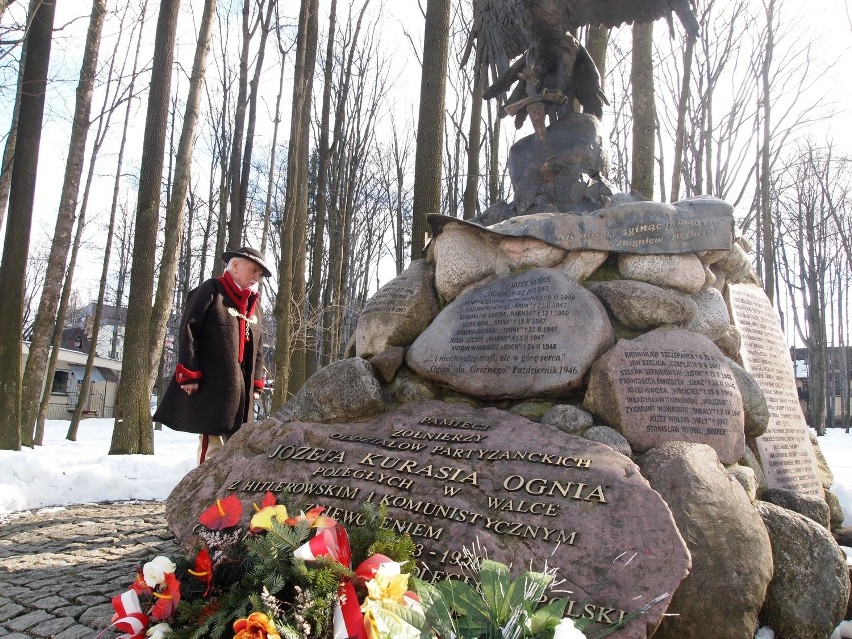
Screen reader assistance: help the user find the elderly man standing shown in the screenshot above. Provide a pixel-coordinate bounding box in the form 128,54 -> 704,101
154,246 -> 270,464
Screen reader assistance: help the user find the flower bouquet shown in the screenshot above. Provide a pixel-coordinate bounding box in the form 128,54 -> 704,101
104,493 -> 648,639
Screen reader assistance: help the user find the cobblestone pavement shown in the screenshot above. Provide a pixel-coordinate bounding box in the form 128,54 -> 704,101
0,501 -> 178,639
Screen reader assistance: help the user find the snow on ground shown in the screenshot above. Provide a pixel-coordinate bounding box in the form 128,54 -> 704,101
1,419 -> 851,637
0,418 -> 196,514
3,419 -> 852,520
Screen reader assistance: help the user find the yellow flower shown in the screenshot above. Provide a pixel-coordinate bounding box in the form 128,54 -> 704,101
364,561 -> 409,603
249,505 -> 289,532
233,611 -> 281,639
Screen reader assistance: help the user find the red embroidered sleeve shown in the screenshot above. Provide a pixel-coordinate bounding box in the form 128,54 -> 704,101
175,364 -> 202,384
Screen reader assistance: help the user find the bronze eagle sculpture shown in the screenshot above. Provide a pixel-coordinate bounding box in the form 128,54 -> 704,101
464,0 -> 699,139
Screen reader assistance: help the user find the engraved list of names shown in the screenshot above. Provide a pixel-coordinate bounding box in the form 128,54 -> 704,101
727,283 -> 822,496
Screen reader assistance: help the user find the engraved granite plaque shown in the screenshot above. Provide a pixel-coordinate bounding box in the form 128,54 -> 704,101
428,196 -> 734,255
167,400 -> 690,639
584,328 -> 745,464
405,268 -> 615,399
727,283 -> 823,496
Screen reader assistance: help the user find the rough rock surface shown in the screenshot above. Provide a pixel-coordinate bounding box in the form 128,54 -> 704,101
584,425 -> 632,458
540,404 -> 594,434
760,488 -> 830,529
685,287 -> 732,341
587,279 -> 697,330
369,347 -> 406,384
757,501 -> 850,639
638,442 -> 773,639
727,358 -> 770,438
617,253 -> 706,294
355,260 -> 438,358
556,249 -> 609,281
432,223 -> 502,301
407,269 -> 615,399
168,400 -> 691,639
275,358 -> 384,423
584,328 -> 745,464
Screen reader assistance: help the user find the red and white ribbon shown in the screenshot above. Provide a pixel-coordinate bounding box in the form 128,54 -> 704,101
110,590 -> 148,639
294,524 -> 366,639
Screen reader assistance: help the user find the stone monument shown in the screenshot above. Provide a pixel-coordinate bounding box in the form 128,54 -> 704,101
165,4 -> 848,631
167,177 -> 848,637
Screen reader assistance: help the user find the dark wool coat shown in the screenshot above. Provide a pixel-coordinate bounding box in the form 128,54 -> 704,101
153,273 -> 264,436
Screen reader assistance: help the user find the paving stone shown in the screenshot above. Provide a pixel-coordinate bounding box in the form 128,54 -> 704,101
4,610 -> 52,632
28,596 -> 70,612
0,604 -> 25,623
28,616 -> 75,637
78,603 -> 113,627
53,626 -> 100,639
53,605 -> 86,618
0,502 -> 170,639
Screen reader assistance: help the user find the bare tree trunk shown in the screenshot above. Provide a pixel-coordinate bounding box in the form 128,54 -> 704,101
35,192 -> 88,444
670,36 -> 695,201
148,0 -> 217,385
110,0 -> 181,455
306,0 -> 337,378
19,0 -> 105,444
226,0 -> 255,250
630,21 -> 655,200
462,52 -> 483,220
0,0 -> 55,451
411,0 -> 450,258
0,42 -> 24,230
272,0 -> 319,409
759,0 -> 776,304
286,0 -> 321,396
487,103 -> 500,206
70,2 -> 145,439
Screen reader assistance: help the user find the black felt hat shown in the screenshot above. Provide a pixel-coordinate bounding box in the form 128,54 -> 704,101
221,246 -> 272,277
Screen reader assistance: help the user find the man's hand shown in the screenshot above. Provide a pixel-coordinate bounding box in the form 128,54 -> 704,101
182,383 -> 199,395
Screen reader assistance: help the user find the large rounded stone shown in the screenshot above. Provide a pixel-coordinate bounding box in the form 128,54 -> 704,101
714,242 -> 755,284
685,287 -> 731,341
727,358 -> 770,438
757,501 -> 850,639
617,253 -> 706,294
275,358 -> 384,423
638,442 -> 773,639
540,404 -> 594,434
809,431 -> 835,490
584,328 -> 745,464
760,487 -> 830,529
498,235 -> 566,271
168,400 -> 690,639
407,269 -> 615,399
587,280 -> 697,330
433,223 -> 502,301
355,260 -> 439,358
556,249 -> 608,281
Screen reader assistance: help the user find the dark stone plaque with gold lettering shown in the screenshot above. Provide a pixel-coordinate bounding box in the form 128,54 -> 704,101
167,400 -> 690,639
406,268 -> 615,399
727,283 -> 823,496
428,196 -> 734,255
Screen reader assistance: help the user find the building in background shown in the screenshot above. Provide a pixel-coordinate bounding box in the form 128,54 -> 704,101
21,342 -> 122,420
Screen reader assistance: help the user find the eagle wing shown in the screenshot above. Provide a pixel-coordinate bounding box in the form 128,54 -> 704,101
468,0 -> 699,85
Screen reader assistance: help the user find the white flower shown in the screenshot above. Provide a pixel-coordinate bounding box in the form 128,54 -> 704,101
143,556 -> 176,588
553,617 -> 586,639
147,623 -> 172,639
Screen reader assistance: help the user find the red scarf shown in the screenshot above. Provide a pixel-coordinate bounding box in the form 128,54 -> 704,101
217,271 -> 259,363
